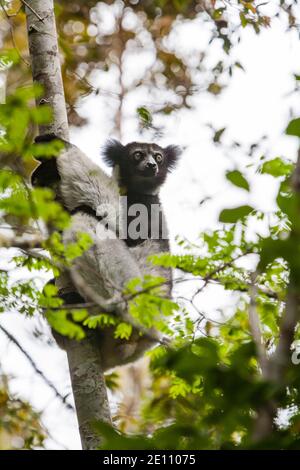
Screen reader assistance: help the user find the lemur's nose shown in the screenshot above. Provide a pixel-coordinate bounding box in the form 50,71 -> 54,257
146,161 -> 156,168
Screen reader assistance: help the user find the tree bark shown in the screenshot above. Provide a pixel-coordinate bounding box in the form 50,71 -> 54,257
25,0 -> 112,449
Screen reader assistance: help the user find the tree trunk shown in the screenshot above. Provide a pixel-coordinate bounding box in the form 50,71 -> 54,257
25,0 -> 112,450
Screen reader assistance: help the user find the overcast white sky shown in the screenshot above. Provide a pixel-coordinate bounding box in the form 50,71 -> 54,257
1,4 -> 300,449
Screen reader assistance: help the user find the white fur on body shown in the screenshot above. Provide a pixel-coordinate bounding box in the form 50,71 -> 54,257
64,213 -> 141,299
57,143 -> 120,232
54,144 -> 171,370
57,143 -> 119,213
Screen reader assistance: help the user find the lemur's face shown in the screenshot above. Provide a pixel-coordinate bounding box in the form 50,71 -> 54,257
126,142 -> 165,178
103,140 -> 181,193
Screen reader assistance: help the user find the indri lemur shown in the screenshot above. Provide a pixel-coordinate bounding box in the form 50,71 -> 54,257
32,135 -> 180,370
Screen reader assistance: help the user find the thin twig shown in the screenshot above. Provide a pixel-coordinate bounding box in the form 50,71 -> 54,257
0,235 -> 44,249
0,323 -> 74,411
190,249 -> 254,302
42,302 -> 97,311
0,0 -> 30,66
21,0 -> 44,22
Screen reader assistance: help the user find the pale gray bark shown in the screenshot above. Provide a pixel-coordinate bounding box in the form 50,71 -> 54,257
248,272 -> 268,376
66,336 -> 112,450
25,0 -> 112,449
25,0 -> 68,138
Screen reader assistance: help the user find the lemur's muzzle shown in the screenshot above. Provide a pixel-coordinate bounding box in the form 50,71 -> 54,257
140,157 -> 158,176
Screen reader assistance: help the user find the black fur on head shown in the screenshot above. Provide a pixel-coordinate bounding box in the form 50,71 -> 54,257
102,139 -> 181,194
164,145 -> 182,171
102,139 -> 125,167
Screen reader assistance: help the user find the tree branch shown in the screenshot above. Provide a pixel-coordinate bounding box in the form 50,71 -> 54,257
20,0 -> 44,21
0,234 -> 44,249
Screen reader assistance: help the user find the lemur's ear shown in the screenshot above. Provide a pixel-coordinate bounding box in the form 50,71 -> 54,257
103,139 -> 125,167
164,145 -> 182,171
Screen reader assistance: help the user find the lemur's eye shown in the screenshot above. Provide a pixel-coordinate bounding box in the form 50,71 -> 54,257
133,151 -> 143,161
154,153 -> 163,163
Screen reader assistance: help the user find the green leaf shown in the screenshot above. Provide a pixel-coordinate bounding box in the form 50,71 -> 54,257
137,106 -> 152,126
114,322 -> 133,340
0,49 -> 19,69
239,12 -> 248,27
84,314 -> 116,329
258,238 -> 295,271
43,282 -> 58,298
30,106 -> 53,125
64,232 -> 93,261
154,337 -> 220,383
286,118 -> 300,137
46,310 -> 86,340
260,157 -> 294,177
213,127 -> 226,143
212,8 -> 225,20
31,138 -> 64,159
235,61 -> 245,72
94,422 -> 152,450
226,170 -> 250,191
169,376 -> 191,398
219,205 -> 254,223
